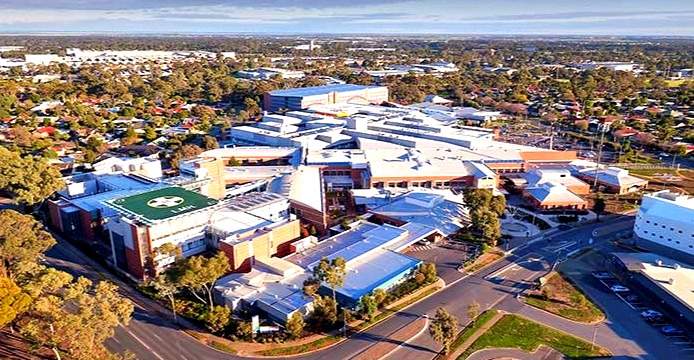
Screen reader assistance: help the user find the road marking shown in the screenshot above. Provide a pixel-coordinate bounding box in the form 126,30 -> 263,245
381,318 -> 430,360
180,355 -> 190,360
150,331 -> 164,342
123,327 -> 165,360
486,254 -> 544,280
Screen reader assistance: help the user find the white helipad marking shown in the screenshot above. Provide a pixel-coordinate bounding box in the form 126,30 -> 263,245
147,196 -> 185,208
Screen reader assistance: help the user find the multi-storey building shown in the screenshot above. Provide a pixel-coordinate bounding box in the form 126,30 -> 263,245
634,190 -> 694,263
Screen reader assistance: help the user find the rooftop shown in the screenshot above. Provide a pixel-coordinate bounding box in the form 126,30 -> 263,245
525,182 -> 586,204
369,191 -> 470,236
612,252 -> 694,312
338,248 -> 421,300
108,186 -> 219,222
288,166 -> 324,212
268,84 -> 385,97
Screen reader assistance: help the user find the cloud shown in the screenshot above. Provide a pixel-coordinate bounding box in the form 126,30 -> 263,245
0,0 -> 691,35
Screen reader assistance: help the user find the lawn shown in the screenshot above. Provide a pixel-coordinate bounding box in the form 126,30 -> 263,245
459,314 -> 611,359
441,310 -> 498,359
464,251 -> 503,273
525,272 -> 604,323
255,336 -> 342,356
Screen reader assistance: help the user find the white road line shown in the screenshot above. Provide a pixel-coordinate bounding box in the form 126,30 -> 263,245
150,331 -> 164,342
381,318 -> 430,360
486,254 -> 544,279
123,327 -> 166,360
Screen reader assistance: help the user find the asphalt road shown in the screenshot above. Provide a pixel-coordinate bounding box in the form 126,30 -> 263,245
44,216 -> 659,360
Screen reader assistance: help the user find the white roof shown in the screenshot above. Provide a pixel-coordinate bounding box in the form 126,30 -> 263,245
525,182 -> 585,204
289,166 -> 324,212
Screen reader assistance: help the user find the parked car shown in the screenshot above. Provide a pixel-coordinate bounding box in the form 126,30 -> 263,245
641,310 -> 663,318
661,325 -> 684,336
592,272 -> 615,280
645,316 -> 666,325
610,285 -> 630,292
558,224 -> 571,231
625,294 -> 640,302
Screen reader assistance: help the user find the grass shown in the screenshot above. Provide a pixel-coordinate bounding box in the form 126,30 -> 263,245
525,272 -> 604,323
459,314 -> 611,359
255,336 -> 342,356
627,167 -> 677,176
440,310 -> 498,359
464,251 -> 503,273
209,340 -> 237,354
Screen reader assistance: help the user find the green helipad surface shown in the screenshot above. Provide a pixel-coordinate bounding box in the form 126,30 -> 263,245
109,187 -> 218,222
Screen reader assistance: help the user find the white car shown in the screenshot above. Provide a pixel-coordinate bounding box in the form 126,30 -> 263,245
610,285 -> 630,293
641,310 -> 663,318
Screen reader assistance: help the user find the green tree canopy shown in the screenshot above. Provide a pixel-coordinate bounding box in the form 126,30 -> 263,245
428,307 -> 459,355
168,252 -> 230,311
0,148 -> 65,208
285,311 -> 305,340
0,210 -> 56,279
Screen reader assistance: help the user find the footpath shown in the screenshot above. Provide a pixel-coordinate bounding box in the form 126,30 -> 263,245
445,311 -> 505,360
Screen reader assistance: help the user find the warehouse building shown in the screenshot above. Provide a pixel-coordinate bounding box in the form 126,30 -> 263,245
263,84 -> 389,112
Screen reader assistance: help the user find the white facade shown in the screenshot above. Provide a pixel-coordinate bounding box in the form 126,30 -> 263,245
634,190 -> 694,257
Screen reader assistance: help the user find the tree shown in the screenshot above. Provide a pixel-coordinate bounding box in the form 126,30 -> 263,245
428,307 -> 459,355
359,295 -> 378,321
285,312 -> 305,339
204,305 -> 230,334
471,209 -> 502,246
466,301 -> 480,326
150,274 -> 181,322
462,189 -> 493,210
312,257 -> 347,312
143,125 -> 157,141
202,135 -> 219,150
169,252 -> 230,311
20,276 -> 133,360
419,262 -> 438,284
593,196 -> 606,222
0,277 -> 32,327
489,195 -> 507,217
0,148 -> 65,208
373,288 -> 387,308
0,210 -> 56,279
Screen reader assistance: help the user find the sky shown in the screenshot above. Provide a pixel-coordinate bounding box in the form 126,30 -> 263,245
0,0 -> 693,36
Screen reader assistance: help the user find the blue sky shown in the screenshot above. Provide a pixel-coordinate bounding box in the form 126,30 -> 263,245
1,0 -> 693,35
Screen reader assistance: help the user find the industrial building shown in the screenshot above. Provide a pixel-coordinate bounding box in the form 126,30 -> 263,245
263,84 -> 389,112
633,190 -> 694,262
611,253 -> 694,334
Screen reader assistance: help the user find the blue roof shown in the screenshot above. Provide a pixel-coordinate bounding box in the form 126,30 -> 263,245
331,249 -> 421,302
268,84 -> 381,97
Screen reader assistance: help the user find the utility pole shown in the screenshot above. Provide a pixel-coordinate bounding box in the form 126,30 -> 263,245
593,123 -> 609,189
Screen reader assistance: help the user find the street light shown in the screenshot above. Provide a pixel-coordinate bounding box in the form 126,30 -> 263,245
592,123 -> 610,190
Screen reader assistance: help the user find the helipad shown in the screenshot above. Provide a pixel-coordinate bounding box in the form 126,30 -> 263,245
108,187 -> 219,222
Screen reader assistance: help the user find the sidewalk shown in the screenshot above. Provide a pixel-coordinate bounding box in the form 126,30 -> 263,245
446,311 -> 505,360
466,345 -> 563,360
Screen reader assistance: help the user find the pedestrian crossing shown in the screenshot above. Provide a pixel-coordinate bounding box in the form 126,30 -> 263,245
409,245 -> 432,252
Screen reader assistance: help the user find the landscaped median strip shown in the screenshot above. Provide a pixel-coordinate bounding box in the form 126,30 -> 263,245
524,271 -> 605,324
458,314 -> 611,360
438,310 -> 500,360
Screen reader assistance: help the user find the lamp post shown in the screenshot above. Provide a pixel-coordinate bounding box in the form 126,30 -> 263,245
592,123 -> 610,190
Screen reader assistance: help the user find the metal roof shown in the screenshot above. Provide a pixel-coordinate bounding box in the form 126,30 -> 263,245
268,84 -> 383,97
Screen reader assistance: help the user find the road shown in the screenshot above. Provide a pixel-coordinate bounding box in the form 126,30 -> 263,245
45,216 -> 660,360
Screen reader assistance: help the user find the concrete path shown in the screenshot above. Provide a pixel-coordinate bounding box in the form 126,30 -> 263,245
466,345 -> 564,360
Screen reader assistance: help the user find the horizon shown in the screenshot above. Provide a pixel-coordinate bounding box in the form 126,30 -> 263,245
1,0 -> 693,36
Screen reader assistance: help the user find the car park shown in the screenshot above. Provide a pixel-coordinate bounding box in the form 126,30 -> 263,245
625,294 -> 639,302
592,271 -> 615,280
661,325 -> 685,336
641,310 -> 663,318
645,316 -> 667,325
610,285 -> 630,292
